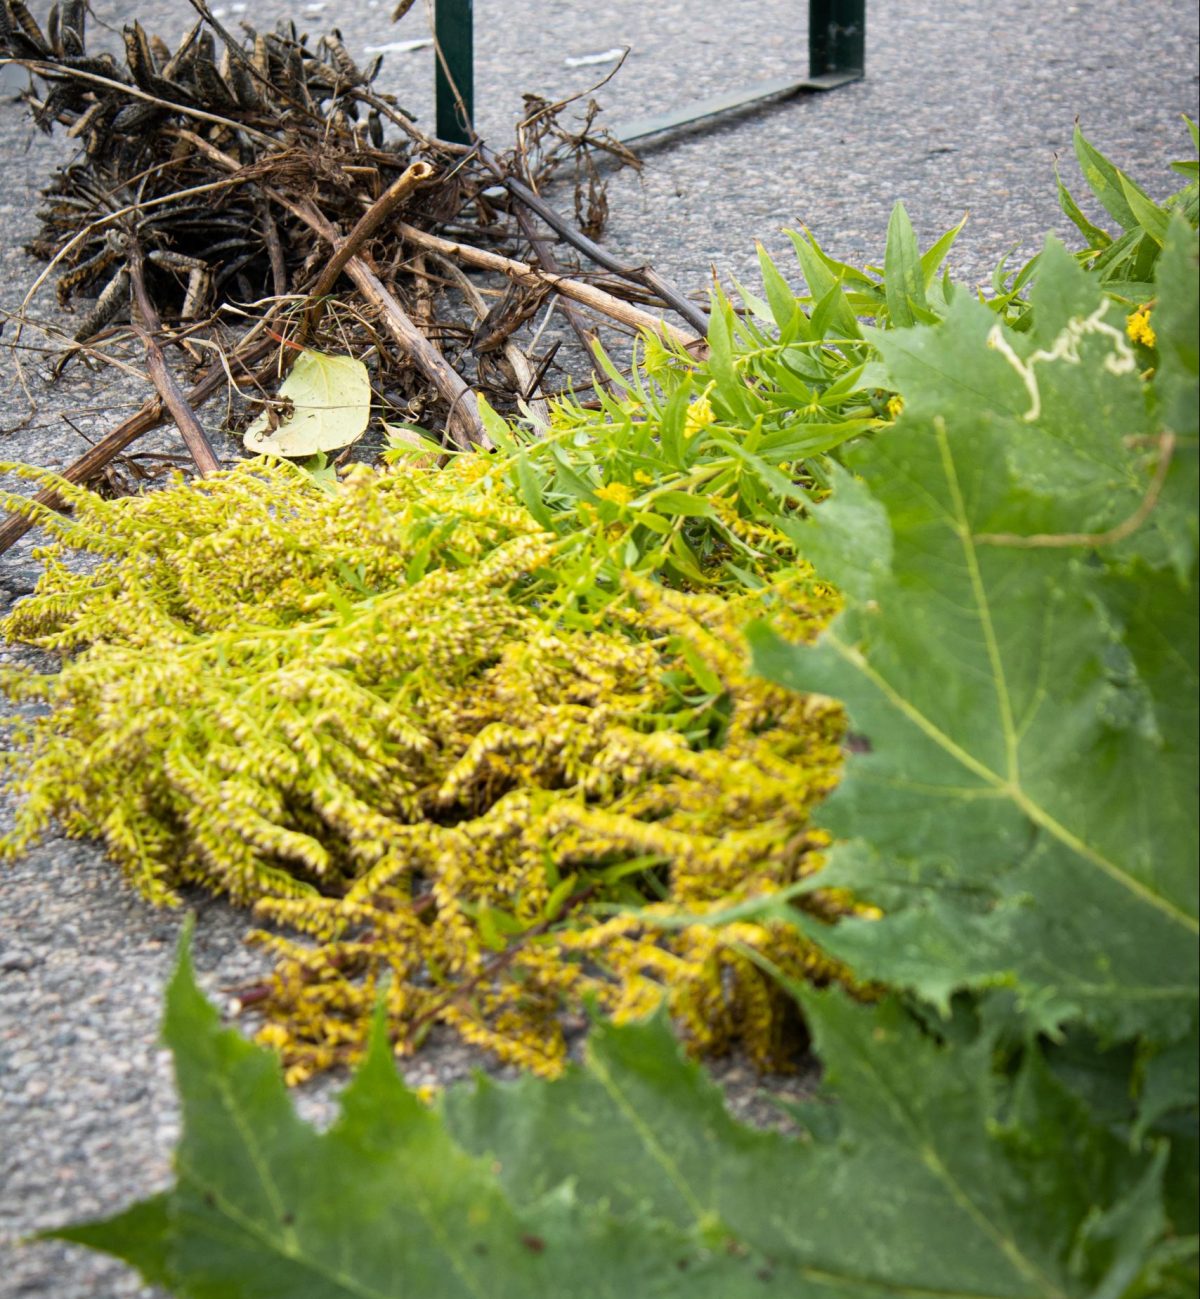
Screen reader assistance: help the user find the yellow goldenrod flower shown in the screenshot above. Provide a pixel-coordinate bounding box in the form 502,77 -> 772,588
683,395 -> 716,437
633,469 -> 654,485
1126,306 -> 1156,349
0,453 -> 854,1084
594,480 -> 634,506
886,395 -> 904,420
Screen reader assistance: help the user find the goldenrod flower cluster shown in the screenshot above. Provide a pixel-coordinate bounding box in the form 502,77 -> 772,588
1125,305 -> 1157,349
1,455 -> 858,1082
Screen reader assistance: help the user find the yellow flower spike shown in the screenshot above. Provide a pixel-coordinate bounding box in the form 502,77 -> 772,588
640,333 -> 670,377
1126,306 -> 1156,349
1,445 -> 859,1084
683,395 -> 716,438
594,481 -> 635,506
885,395 -> 904,420
255,1023 -> 291,1051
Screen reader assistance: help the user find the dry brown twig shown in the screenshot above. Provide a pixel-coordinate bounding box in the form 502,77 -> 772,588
128,248 -> 221,475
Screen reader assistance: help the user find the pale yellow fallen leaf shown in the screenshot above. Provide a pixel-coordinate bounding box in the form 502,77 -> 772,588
244,350 -> 371,457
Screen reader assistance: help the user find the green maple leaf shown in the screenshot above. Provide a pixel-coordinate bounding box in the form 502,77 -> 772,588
44,930 -> 1188,1297
750,229 -> 1199,1043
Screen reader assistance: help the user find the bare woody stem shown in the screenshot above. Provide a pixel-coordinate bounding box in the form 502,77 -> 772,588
498,169 -> 710,336
427,252 -> 550,430
396,222 -> 702,349
304,160 -> 436,334
475,147 -> 610,380
128,251 -> 222,477
258,197 -> 289,300
295,200 -> 488,452
507,201 -> 612,393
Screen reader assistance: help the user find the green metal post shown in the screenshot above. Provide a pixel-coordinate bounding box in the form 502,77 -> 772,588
809,0 -> 865,77
435,0 -> 474,144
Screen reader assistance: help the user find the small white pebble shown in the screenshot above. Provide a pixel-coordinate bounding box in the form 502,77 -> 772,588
564,47 -> 627,67
364,38 -> 433,53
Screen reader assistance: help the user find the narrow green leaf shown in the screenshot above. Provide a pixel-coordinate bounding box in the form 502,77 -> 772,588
757,418 -> 879,459
543,872 -> 578,920
883,200 -> 926,326
1074,124 -> 1150,232
547,444 -> 597,502
1120,174 -> 1171,245
514,453 -> 555,530
790,232 -> 863,342
680,640 -> 723,695
589,339 -> 631,393
648,490 -> 717,518
1055,161 -> 1113,248
795,226 -> 877,287
657,381 -> 691,470
476,394 -> 517,452
918,213 -> 968,289
629,508 -> 671,535
704,294 -> 749,419
728,274 -> 775,326
755,241 -> 802,331
708,434 -> 812,506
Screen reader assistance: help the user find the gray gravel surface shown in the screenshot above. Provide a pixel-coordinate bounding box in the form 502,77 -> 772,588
1,1 -> 1197,1295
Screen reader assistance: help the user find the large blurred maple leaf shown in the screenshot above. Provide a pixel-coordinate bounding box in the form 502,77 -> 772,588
751,226 -> 1199,1044
46,928 -> 1182,1297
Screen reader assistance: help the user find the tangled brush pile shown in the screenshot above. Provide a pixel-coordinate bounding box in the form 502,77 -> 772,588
1,455 -> 860,1079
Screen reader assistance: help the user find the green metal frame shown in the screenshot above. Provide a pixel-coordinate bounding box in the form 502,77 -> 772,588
434,0 -> 474,144
433,0 -> 864,146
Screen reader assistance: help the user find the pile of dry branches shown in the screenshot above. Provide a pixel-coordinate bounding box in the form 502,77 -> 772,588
0,0 -> 707,552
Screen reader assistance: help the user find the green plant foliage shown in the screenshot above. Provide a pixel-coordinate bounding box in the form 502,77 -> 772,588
490,204 -> 964,603
992,120 -> 1198,322
48,928 -> 1191,1299
750,226 -> 1198,1045
1,194 -> 976,1081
